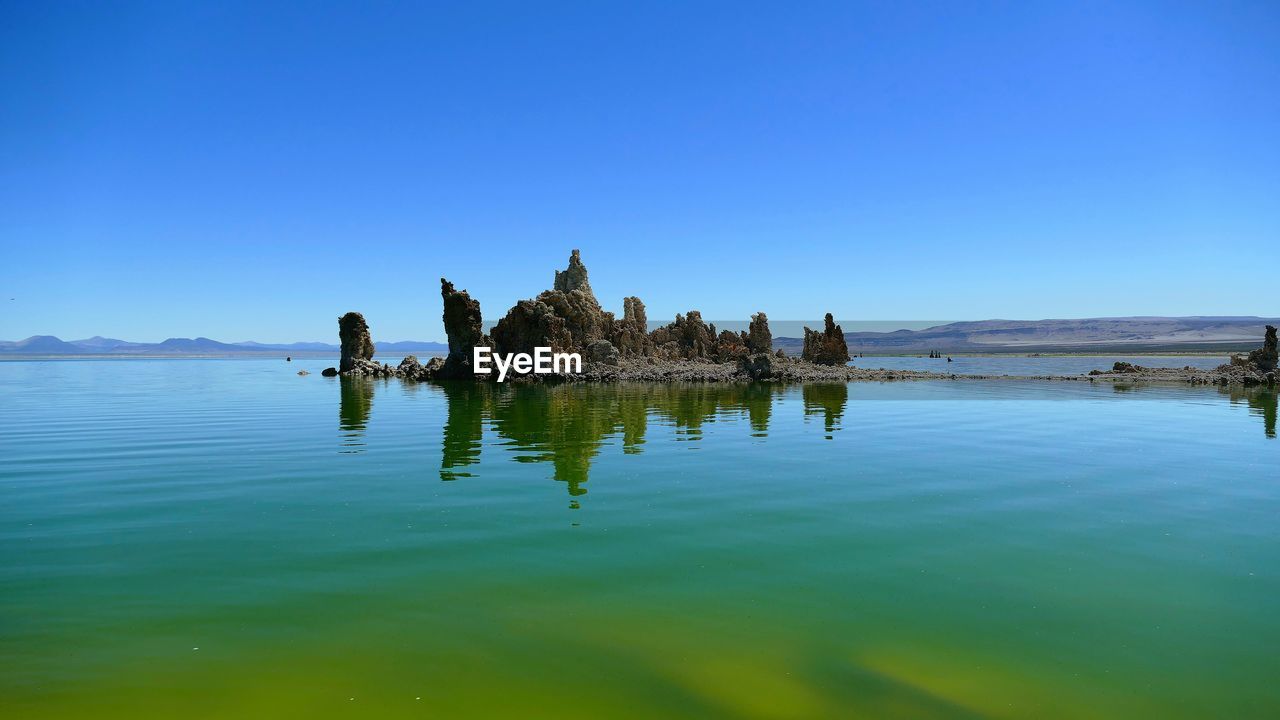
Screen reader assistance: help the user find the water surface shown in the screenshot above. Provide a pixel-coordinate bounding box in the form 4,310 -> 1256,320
850,354 -> 1229,376
2,360 -> 1277,719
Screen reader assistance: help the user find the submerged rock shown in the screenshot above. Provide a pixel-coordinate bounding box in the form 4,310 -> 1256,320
802,314 -> 850,366
338,312 -> 375,373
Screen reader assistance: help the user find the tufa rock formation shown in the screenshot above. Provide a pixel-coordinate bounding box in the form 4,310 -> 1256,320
586,339 -> 621,366
1250,325 -> 1278,373
651,311 -> 718,360
1220,325 -> 1279,386
440,278 -> 490,378
553,249 -> 593,296
492,250 -> 614,362
716,329 -> 748,362
492,298 -> 574,355
338,312 -> 375,373
745,312 -> 771,354
802,314 -> 851,366
611,296 -> 651,356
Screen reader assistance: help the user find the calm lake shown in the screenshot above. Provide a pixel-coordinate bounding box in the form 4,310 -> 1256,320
2,359 -> 1277,719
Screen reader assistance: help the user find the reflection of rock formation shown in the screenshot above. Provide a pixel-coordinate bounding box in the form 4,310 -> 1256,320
439,381 -> 489,478
338,312 -> 375,373
427,382 -> 843,502
803,314 -> 850,366
803,383 -> 848,438
338,376 -> 376,451
743,383 -> 778,436
1219,385 -> 1277,439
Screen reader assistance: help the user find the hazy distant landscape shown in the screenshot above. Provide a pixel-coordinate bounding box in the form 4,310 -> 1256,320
5,316 -> 1273,357
0,335 -> 448,356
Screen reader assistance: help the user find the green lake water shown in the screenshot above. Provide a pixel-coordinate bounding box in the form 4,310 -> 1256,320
2,359 -> 1278,719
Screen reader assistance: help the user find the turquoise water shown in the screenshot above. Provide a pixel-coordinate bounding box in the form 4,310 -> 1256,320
2,359 -> 1278,718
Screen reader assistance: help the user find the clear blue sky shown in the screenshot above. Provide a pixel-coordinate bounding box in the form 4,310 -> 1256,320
2,1 -> 1277,342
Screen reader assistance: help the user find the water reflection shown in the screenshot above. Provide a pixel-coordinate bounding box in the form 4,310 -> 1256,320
1110,383 -> 1276,439
338,381 -> 1276,500
433,383 -> 796,501
1219,385 -> 1277,439
439,382 -> 486,479
803,383 -> 848,439
338,377 -> 376,453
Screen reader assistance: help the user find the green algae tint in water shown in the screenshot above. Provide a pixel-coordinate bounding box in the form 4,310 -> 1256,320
2,359 -> 1279,719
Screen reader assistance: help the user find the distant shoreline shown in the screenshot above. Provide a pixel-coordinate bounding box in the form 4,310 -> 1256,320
0,350 -> 1246,361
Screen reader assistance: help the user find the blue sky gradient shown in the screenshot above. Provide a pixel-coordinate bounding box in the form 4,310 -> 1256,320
2,1 -> 1277,342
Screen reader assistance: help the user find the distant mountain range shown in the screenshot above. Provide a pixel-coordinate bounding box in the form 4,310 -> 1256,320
772,316 -> 1279,354
0,336 -> 448,356
3,316 -> 1275,356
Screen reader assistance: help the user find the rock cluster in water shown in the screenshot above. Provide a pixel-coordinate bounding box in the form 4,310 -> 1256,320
330,249 -> 827,383
1217,324 -> 1279,386
802,314 -> 851,365
1082,326 -> 1278,387
321,251 -> 1274,387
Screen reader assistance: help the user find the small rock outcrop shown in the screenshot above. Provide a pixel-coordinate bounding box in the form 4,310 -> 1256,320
440,278 -> 490,378
338,312 -> 375,373
745,312 -> 772,354
802,314 -> 850,366
321,367 -> 338,377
